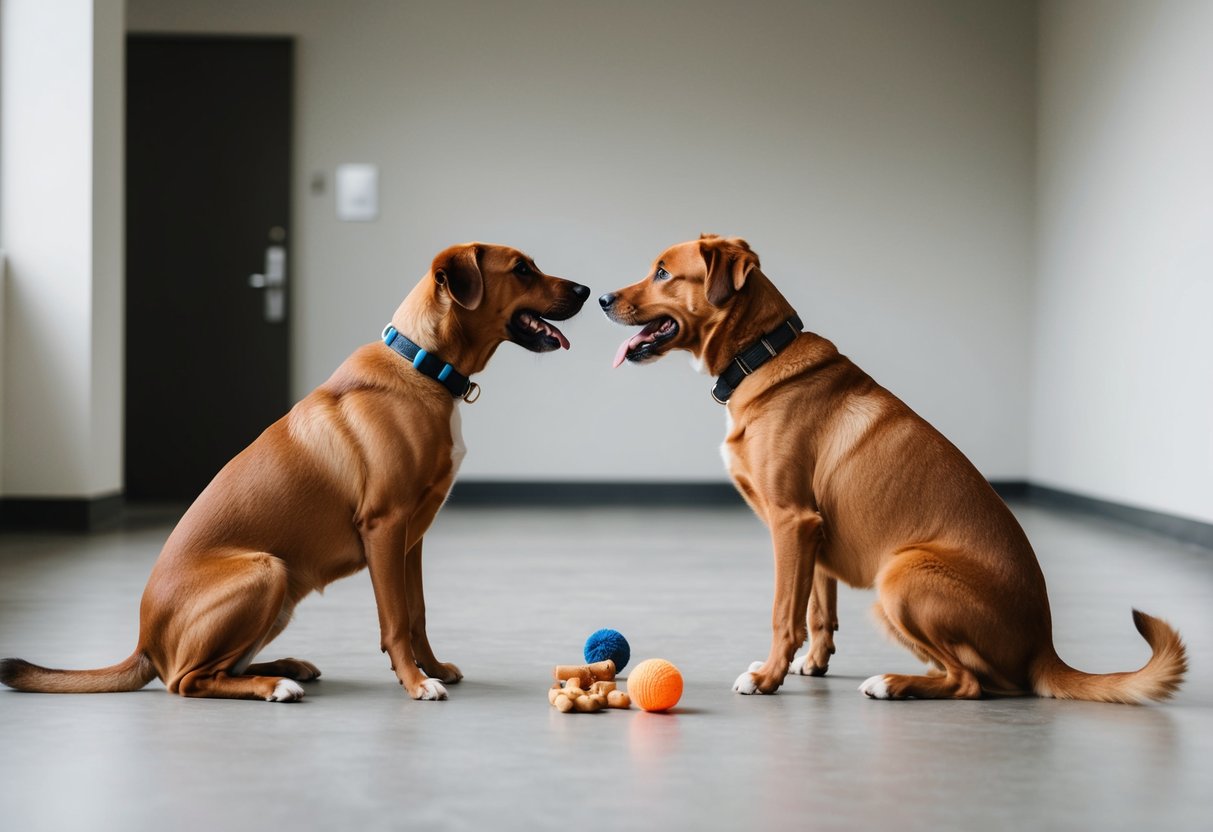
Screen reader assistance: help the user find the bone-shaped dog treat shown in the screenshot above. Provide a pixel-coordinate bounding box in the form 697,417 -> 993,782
552,659 -> 616,687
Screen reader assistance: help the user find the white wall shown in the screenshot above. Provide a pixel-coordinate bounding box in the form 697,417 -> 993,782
127,0 -> 1037,483
90,0 -> 126,501
0,0 -> 125,499
0,254 -> 6,487
1034,0 -> 1213,524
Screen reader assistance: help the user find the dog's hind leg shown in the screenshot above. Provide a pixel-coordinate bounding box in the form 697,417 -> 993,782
158,551 -> 304,701
870,603 -> 943,671
243,657 -> 321,682
241,601 -> 321,682
859,549 -> 1018,700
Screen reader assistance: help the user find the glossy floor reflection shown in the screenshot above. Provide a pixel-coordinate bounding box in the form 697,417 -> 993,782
1,502 -> 1210,830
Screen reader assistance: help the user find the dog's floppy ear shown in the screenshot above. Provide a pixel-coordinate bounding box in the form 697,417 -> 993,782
432,244 -> 484,310
700,236 -> 758,308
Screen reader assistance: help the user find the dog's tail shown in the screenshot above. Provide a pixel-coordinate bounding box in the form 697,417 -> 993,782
1031,610 -> 1187,704
0,650 -> 157,694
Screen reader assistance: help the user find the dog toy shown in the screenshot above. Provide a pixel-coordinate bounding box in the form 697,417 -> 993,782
553,659 -> 616,687
628,658 -> 683,712
549,680 -> 631,713
583,628 -> 631,672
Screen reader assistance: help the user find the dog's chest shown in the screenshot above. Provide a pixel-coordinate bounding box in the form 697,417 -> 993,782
449,405 -> 467,475
719,409 -> 738,474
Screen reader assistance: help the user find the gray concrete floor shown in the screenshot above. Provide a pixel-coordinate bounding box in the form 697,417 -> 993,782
1,502 -> 1210,831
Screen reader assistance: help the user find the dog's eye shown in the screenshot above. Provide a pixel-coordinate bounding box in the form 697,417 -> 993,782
513,262 -> 532,277
654,267 -> 671,281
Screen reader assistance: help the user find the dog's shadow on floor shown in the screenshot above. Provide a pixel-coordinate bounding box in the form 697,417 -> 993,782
299,676 -> 516,701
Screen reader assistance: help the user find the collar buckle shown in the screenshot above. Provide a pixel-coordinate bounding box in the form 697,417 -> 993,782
462,382 -> 481,404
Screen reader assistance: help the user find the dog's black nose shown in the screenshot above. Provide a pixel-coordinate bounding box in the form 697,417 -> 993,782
599,293 -> 616,309
572,283 -> 591,301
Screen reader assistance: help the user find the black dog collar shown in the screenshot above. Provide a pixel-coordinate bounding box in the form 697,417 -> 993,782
382,324 -> 480,403
711,314 -> 803,404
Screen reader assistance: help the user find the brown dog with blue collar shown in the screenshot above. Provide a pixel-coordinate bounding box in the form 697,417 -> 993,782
1,243 -> 588,702
601,234 -> 1186,702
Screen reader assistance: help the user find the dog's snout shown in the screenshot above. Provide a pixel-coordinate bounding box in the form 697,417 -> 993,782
571,283 -> 591,302
598,292 -> 617,310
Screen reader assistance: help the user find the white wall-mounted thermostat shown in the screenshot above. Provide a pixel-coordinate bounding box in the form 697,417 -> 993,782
335,163 -> 379,221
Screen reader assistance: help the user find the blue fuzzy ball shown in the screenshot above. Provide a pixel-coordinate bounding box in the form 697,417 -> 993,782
583,628 -> 630,672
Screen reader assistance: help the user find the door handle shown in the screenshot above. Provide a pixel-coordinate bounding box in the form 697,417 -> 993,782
249,244 -> 286,323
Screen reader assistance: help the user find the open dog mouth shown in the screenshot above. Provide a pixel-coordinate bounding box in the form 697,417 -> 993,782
612,316 -> 679,368
509,309 -> 571,352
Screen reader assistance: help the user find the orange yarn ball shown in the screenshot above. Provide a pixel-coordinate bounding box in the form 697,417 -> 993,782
627,658 -> 683,712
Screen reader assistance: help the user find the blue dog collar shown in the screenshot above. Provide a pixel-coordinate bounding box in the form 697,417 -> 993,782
381,324 -> 480,402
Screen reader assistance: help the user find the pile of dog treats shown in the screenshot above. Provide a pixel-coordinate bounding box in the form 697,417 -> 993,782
548,659 -> 631,713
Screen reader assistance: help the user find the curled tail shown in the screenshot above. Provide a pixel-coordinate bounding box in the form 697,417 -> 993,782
0,651 -> 157,694
1033,610 -> 1187,704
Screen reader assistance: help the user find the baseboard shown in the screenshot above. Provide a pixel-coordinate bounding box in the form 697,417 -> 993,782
990,480 -> 1030,500
447,480 -> 745,507
448,479 -> 1031,507
0,494 -> 125,532
1021,484 -> 1213,550
446,479 -> 1209,551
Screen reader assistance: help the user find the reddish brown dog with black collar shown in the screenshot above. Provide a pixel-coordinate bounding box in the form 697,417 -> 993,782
1,243 -> 588,702
601,234 -> 1186,702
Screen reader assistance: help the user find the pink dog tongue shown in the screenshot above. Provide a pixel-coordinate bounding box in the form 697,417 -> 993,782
612,331 -> 651,368
612,339 -> 631,369
547,322 -> 571,350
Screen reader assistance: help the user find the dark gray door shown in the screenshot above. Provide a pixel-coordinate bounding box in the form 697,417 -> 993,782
126,36 -> 293,501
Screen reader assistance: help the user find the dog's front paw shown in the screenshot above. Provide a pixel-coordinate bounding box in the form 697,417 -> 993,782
790,653 -> 830,677
428,662 -> 463,685
410,678 -> 449,701
267,679 -> 305,702
789,655 -> 813,676
733,661 -> 779,695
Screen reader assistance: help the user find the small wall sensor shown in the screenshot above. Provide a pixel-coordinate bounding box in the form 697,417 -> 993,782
335,164 -> 379,221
